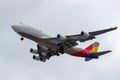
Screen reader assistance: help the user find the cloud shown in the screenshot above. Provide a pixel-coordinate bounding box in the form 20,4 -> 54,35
0,0 -> 120,80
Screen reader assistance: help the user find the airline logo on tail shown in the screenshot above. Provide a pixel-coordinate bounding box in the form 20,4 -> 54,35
85,42 -> 99,53
85,42 -> 111,61
71,42 -> 111,61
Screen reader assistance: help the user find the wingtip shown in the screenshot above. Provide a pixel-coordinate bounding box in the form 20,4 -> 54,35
112,26 -> 118,30
108,50 -> 112,53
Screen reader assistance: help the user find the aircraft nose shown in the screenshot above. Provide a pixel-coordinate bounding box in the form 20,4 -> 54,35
11,24 -> 30,34
11,25 -> 16,30
11,25 -> 19,32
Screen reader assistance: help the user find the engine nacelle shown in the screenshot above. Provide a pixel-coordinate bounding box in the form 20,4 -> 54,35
33,55 -> 47,62
30,48 -> 38,54
81,31 -> 90,37
57,34 -> 66,40
33,55 -> 40,60
30,45 -> 48,54
30,48 -> 48,56
37,45 -> 48,53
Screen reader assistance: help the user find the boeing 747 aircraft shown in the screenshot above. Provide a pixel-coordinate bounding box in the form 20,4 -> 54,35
11,24 -> 117,62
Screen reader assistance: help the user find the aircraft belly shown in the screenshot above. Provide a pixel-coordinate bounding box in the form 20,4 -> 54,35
64,47 -> 83,55
37,40 -> 59,51
19,32 -> 41,41
19,32 -> 59,51
18,32 -> 85,57
18,27 -> 50,42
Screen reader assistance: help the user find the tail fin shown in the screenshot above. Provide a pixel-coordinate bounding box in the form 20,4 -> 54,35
85,42 -> 99,53
85,42 -> 111,61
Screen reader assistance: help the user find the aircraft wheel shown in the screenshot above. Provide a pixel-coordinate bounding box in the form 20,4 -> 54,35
57,53 -> 60,56
61,51 -> 64,54
47,53 -> 52,57
21,37 -> 24,40
59,47 -> 64,54
55,53 -> 60,56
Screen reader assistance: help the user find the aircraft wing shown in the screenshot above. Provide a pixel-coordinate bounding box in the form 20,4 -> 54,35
44,27 -> 117,48
88,27 -> 118,36
45,37 -> 78,48
67,27 -> 118,42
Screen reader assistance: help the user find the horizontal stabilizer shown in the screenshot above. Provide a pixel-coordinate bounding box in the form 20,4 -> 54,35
94,50 -> 112,56
85,50 -> 112,61
85,58 -> 93,61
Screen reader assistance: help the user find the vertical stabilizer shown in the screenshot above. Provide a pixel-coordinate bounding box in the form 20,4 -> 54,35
85,42 -> 99,53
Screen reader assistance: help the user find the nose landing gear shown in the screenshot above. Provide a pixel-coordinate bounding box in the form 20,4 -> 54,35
21,37 -> 24,41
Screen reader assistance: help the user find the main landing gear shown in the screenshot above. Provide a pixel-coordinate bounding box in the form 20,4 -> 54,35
59,46 -> 64,54
55,52 -> 60,56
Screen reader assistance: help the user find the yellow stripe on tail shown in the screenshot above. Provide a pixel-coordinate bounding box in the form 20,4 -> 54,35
92,42 -> 99,53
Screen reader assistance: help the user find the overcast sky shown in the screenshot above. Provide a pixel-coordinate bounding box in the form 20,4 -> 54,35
0,0 -> 120,80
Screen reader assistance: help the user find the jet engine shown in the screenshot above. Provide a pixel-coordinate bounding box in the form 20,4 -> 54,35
30,45 -> 48,54
30,48 -> 49,57
57,34 -> 66,40
30,48 -> 38,54
81,31 -> 90,37
33,55 -> 47,62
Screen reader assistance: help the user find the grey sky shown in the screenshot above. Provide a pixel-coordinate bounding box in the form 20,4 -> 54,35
0,0 -> 120,80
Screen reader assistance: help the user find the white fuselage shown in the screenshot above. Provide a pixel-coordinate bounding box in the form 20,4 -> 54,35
11,24 -> 83,55
11,24 -> 61,51
11,24 -> 115,62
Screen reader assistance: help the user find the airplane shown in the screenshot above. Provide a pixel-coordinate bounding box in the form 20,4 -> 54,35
11,24 -> 118,62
